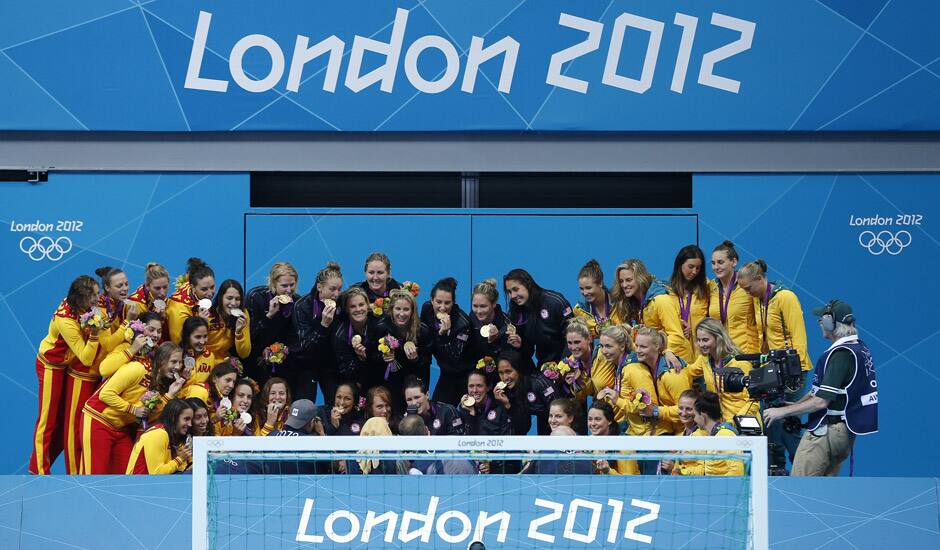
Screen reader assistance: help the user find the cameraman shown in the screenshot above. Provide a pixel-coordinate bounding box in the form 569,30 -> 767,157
763,300 -> 877,476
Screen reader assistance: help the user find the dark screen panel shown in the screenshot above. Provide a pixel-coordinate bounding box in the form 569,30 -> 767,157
479,173 -> 691,208
251,172 -> 461,207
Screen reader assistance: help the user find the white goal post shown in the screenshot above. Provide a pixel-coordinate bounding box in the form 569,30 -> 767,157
193,435 -> 768,550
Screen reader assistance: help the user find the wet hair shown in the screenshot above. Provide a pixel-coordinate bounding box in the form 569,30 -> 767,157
315,261 -> 343,289
564,316 -> 592,340
334,381 -> 361,411
95,266 -> 125,291
599,323 -> 635,352
342,286 -> 369,312
549,398 -> 581,425
431,277 -> 458,301
66,275 -> 99,312
610,259 -> 654,324
466,370 -> 489,388
694,317 -> 742,359
180,316 -> 209,355
388,289 -> 420,342
185,257 -> 214,286
669,245 -> 709,300
503,268 -> 544,311
185,397 -> 215,436
150,342 -> 182,394
138,311 -> 162,326
212,279 -> 244,327
712,240 -> 739,262
471,278 -> 499,304
267,262 -> 298,292
588,400 -> 619,436
738,259 -> 768,281
364,386 -> 393,420
694,391 -> 723,422
496,349 -> 522,371
403,375 -> 429,396
578,258 -> 604,285
679,388 -> 700,403
634,325 -> 667,352
208,360 -> 241,402
144,262 -> 170,286
255,377 -> 292,429
159,399 -> 193,456
364,252 -> 391,274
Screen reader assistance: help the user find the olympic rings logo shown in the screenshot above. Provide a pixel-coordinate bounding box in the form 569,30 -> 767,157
19,236 -> 73,262
858,230 -> 912,256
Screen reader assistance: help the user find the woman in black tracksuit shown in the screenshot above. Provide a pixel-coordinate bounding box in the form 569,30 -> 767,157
419,277 -> 474,406
294,262 -> 344,404
332,287 -> 384,396
376,289 -> 433,414
464,278 -> 512,387
503,268 -> 573,373
352,251 -> 402,304
245,262 -> 302,395
492,350 -> 560,435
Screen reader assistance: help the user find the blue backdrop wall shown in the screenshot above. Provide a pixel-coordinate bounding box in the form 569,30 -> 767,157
1,172 -> 935,475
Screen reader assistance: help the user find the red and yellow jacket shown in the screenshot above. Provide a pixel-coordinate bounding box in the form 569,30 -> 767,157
36,300 -> 99,369
166,283 -> 198,344
127,284 -> 169,343
126,425 -> 189,474
207,311 -> 251,360
708,278 -> 759,354
82,357 -> 168,431
96,294 -> 131,354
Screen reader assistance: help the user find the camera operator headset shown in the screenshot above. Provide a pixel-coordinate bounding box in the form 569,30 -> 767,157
763,300 -> 877,476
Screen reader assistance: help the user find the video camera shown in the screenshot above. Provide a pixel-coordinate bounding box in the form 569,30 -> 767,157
717,348 -> 804,401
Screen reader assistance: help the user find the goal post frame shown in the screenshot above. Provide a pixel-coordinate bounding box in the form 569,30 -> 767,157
193,435 -> 768,550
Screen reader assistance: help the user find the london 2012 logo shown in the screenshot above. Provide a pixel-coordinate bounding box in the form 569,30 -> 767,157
850,213 -> 921,256
858,230 -> 911,256
11,220 -> 83,262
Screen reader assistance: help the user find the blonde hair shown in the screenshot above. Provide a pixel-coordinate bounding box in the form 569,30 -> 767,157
267,262 -> 298,291
144,262 -> 169,285
471,278 -> 499,304
610,259 -> 653,324
738,259 -> 768,282
694,317 -> 742,359
578,258 -> 604,285
634,325 -> 667,352
364,252 -> 391,274
599,324 -> 635,352
315,261 -> 342,287
388,289 -> 420,342
564,316 -> 592,340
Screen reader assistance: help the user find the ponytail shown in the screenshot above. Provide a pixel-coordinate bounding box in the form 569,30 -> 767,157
578,259 -> 604,285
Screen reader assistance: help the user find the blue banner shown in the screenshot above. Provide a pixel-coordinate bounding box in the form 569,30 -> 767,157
1,0 -> 938,131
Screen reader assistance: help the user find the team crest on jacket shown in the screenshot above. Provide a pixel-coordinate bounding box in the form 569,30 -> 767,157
527,392 -> 536,402
540,309 -> 549,319
487,410 -> 497,421
350,423 -> 361,434
432,418 -> 441,429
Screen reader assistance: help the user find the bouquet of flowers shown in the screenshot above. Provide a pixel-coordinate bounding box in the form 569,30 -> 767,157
358,396 -> 367,410
174,273 -> 188,289
260,342 -> 288,371
371,297 -> 390,316
629,388 -> 653,412
80,309 -> 110,330
559,356 -> 585,394
228,356 -> 244,376
540,360 -> 571,381
221,406 -> 241,425
378,336 -> 400,380
475,356 -> 496,373
139,390 -> 162,429
124,319 -> 148,343
401,281 -> 421,298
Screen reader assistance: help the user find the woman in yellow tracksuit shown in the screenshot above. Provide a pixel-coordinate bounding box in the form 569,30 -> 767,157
98,312 -> 165,379
610,259 -> 692,362
207,279 -> 251,360
63,266 -> 134,474
572,259 -> 613,340
127,263 -> 171,345
589,324 -> 635,423
82,342 -> 186,473
214,377 -> 257,436
601,326 -> 691,475
176,316 -> 224,403
685,318 -> 760,422
166,257 -> 216,344
736,260 -> 811,372
669,245 -> 710,361
251,377 -> 291,436
126,398 -> 193,474
708,241 -> 759,354
673,391 -> 745,477
30,276 -> 101,475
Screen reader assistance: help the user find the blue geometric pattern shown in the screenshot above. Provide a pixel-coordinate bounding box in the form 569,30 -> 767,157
1,1 -> 939,130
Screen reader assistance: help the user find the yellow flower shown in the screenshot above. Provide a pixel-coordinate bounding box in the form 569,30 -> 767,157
558,363 -> 570,375
378,343 -> 390,354
124,327 -> 135,342
372,306 -> 383,316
